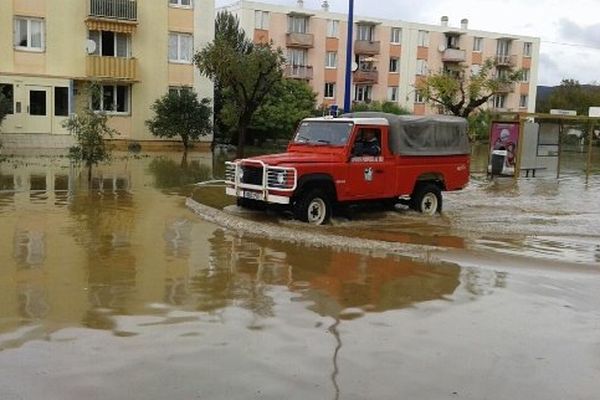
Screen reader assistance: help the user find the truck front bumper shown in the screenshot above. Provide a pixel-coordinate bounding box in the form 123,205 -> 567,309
224,160 -> 297,206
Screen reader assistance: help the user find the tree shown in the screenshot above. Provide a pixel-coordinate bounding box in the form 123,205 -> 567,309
63,84 -> 117,182
351,101 -> 411,115
195,11 -> 286,158
416,58 -> 523,118
467,109 -> 492,142
146,89 -> 212,149
538,79 -> 600,116
247,78 -> 317,143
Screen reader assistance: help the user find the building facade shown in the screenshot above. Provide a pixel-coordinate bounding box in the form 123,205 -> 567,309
220,1 -> 540,115
0,0 -> 214,143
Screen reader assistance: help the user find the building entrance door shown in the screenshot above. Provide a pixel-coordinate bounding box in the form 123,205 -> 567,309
26,85 -> 52,133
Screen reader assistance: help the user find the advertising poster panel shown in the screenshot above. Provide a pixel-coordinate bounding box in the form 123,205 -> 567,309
489,122 -> 520,176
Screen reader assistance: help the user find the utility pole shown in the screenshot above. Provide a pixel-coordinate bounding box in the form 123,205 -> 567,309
343,0 -> 354,113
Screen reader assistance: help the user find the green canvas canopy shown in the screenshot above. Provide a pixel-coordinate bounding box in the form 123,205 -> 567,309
341,112 -> 470,156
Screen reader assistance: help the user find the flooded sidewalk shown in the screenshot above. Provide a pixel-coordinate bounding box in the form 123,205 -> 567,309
0,151 -> 599,400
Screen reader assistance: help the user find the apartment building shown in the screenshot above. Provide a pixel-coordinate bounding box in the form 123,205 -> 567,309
0,0 -> 214,144
220,0 -> 540,115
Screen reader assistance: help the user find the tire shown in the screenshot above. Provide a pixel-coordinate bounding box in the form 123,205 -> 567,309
237,197 -> 266,210
410,183 -> 442,215
293,188 -> 332,225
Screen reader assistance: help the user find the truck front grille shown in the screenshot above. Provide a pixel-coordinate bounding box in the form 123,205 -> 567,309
241,165 -> 263,185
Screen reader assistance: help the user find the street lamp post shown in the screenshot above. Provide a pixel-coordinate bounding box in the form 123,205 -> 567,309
343,0 -> 354,113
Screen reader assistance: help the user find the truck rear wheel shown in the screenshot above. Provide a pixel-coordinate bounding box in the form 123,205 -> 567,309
294,189 -> 332,225
410,183 -> 442,215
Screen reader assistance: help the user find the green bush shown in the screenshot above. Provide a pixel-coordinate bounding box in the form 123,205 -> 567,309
352,101 -> 411,115
146,90 -> 212,149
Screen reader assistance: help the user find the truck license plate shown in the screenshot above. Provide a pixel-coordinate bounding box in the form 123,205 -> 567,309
243,191 -> 262,200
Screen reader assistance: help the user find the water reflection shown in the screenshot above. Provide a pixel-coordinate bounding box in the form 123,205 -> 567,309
148,156 -> 211,190
13,229 -> 46,267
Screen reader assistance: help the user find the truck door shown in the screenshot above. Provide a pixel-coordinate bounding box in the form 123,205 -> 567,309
346,126 -> 391,199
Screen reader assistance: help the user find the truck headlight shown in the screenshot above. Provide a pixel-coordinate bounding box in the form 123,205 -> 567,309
277,172 -> 286,185
238,168 -> 244,180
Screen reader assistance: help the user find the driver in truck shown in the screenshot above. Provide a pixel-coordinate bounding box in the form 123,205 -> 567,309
355,129 -> 381,156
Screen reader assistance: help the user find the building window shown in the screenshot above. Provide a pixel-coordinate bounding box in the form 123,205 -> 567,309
54,87 -> 69,116
89,31 -> 131,57
471,64 -> 482,75
388,87 -> 398,101
523,42 -> 532,57
92,85 -> 130,113
354,85 -> 373,102
325,51 -> 337,68
357,24 -> 375,41
14,17 -> 45,51
288,48 -> 307,66
521,69 -> 530,82
168,32 -> 193,63
473,37 -> 483,52
0,84 -> 14,114
519,95 -> 528,108
288,16 -> 309,34
29,90 -> 47,116
254,11 -> 269,30
169,86 -> 192,96
389,57 -> 399,73
390,28 -> 402,44
327,19 -> 339,37
414,90 -> 425,104
493,94 -> 506,109
496,39 -> 511,56
169,0 -> 192,8
324,82 -> 335,99
416,59 -> 428,76
417,30 -> 429,47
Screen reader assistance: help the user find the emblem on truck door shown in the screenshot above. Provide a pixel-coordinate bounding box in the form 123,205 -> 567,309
364,167 -> 373,182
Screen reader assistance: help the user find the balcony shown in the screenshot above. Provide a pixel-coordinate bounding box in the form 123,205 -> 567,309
495,54 -> 517,67
495,82 -> 514,93
353,69 -> 379,84
285,65 -> 313,80
442,48 -> 466,63
88,0 -> 137,22
86,56 -> 137,81
355,40 -> 381,55
286,32 -> 314,48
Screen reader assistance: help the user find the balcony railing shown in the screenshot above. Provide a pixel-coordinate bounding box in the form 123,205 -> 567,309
285,65 -> 314,80
495,54 -> 517,67
86,56 -> 137,81
353,69 -> 379,84
442,48 -> 466,63
89,0 -> 137,21
354,40 -> 381,55
286,32 -> 314,48
495,82 -> 514,93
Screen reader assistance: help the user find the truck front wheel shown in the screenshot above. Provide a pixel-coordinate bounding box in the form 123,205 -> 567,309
294,189 -> 332,225
410,183 -> 442,215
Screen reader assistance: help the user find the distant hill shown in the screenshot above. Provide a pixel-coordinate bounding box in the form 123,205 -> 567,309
536,86 -> 555,103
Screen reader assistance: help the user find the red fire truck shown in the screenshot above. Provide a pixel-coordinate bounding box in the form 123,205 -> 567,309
225,112 -> 470,225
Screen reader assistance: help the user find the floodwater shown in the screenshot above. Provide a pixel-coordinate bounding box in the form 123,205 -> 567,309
1,149 -> 599,400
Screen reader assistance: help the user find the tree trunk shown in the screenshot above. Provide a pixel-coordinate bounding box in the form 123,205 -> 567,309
87,164 -> 92,183
180,150 -> 188,168
236,124 -> 248,159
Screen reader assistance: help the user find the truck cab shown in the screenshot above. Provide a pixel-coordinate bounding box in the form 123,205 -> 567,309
225,112 -> 470,225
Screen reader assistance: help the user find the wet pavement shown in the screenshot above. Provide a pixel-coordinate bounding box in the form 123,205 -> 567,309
0,149 -> 599,400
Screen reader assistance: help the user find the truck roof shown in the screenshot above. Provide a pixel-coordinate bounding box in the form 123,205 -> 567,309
303,116 -> 390,126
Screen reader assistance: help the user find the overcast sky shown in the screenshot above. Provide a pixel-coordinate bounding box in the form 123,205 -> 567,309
216,0 -> 600,86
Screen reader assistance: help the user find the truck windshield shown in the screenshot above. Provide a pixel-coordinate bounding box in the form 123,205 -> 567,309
293,121 -> 354,146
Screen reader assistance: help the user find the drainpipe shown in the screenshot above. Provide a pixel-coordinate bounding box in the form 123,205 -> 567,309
343,0 -> 354,113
